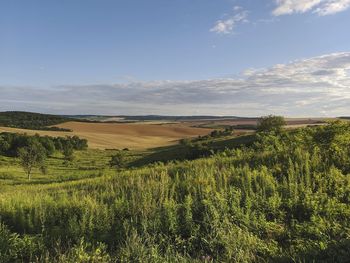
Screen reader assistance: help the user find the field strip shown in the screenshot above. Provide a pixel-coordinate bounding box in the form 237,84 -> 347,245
0,122 -> 212,150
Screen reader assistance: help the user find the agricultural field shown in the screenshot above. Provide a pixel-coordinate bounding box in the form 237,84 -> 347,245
182,117 -> 329,130
0,121 -> 213,150
0,116 -> 328,150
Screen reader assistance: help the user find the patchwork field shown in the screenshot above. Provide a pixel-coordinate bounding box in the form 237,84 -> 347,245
0,121 -> 213,150
181,117 -> 328,128
0,117 -> 329,150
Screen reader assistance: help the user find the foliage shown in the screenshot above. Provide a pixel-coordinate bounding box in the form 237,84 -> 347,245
0,223 -> 45,262
133,134 -> 255,167
62,141 -> 74,162
109,151 -> 128,169
257,115 -> 286,133
18,140 -> 47,180
210,127 -> 234,138
0,111 -> 72,131
0,133 -> 88,180
0,122 -> 350,261
0,132 -> 87,158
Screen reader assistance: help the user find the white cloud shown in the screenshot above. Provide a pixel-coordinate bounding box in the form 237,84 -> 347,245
1,52 -> 350,116
315,0 -> 350,15
210,7 -> 248,34
273,0 -> 350,16
273,0 -> 322,15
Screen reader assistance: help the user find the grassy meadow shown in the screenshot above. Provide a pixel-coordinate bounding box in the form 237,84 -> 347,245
1,117 -> 350,262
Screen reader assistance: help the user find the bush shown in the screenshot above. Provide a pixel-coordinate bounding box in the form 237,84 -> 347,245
109,151 -> 128,169
257,115 -> 286,133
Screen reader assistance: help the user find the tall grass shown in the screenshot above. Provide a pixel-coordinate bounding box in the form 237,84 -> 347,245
1,123 -> 350,262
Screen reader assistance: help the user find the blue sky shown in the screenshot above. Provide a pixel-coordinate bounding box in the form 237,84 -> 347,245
1,0 -> 350,116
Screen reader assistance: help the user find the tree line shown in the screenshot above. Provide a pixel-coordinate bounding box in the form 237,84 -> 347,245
0,132 -> 88,179
0,111 -> 72,131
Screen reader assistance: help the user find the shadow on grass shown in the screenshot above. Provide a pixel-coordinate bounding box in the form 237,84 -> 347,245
129,134 -> 256,168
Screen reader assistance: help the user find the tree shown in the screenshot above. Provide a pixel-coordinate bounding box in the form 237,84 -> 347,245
0,136 -> 10,155
17,140 -> 46,180
39,136 -> 56,156
109,151 -> 127,169
70,135 -> 88,150
257,115 -> 286,133
62,141 -> 74,162
224,126 -> 234,135
180,138 -> 192,146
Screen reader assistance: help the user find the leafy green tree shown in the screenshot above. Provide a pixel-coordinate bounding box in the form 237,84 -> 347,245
62,141 -> 74,162
0,136 -> 10,155
109,151 -> 127,169
39,136 -> 56,156
210,130 -> 220,137
69,135 -> 88,150
17,140 -> 47,180
257,115 -> 286,133
180,138 -> 192,146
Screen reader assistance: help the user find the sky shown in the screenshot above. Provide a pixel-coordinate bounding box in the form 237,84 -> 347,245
1,0 -> 350,116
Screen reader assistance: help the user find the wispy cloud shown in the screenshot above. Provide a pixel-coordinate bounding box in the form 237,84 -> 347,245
273,0 -> 350,16
210,6 -> 248,34
315,0 -> 350,15
211,1 -> 349,36
1,53 -> 350,116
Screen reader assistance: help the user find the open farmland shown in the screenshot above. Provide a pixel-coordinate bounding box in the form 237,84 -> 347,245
0,117 -> 329,149
0,121 -> 213,150
180,117 -> 328,128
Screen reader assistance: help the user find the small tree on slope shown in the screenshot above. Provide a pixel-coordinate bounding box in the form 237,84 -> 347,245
18,140 -> 47,180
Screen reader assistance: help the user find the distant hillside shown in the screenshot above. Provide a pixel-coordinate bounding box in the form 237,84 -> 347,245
65,114 -> 249,122
121,115 -> 246,121
0,111 -> 72,131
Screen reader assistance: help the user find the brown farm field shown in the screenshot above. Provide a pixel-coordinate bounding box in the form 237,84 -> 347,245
0,121 -> 213,150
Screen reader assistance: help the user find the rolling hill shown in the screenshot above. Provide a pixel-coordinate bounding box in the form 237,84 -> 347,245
0,111 -> 72,131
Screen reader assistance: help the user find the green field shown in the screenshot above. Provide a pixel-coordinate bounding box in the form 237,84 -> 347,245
0,150 -> 114,184
1,120 -> 350,262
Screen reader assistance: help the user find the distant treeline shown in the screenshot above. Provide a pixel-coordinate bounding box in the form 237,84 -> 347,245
0,132 -> 88,157
0,111 -> 72,131
120,115 -> 250,121
66,114 -> 253,122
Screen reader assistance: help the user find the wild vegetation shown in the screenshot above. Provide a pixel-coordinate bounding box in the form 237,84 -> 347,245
0,116 -> 350,262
